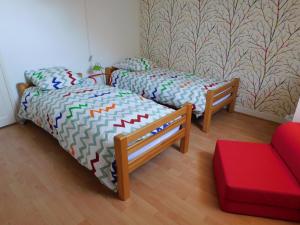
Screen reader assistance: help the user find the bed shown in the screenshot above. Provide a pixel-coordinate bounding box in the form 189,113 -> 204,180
105,67 -> 239,132
17,75 -> 192,200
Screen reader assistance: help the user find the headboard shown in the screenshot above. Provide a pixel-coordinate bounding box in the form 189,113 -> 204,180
105,67 -> 119,85
17,83 -> 34,97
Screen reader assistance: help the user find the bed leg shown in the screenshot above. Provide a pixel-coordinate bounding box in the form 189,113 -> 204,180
202,90 -> 214,133
114,134 -> 130,201
202,111 -> 212,133
228,102 -> 235,113
180,103 -> 193,153
228,78 -> 240,113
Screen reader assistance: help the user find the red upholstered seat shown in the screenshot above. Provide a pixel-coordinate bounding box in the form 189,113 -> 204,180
272,122 -> 300,183
214,122 -> 300,222
215,140 -> 300,209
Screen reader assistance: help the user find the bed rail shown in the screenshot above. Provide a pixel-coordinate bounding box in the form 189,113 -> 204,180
114,103 -> 192,200
202,78 -> 240,132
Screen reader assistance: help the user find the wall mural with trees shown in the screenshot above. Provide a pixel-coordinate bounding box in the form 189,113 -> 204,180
141,0 -> 300,120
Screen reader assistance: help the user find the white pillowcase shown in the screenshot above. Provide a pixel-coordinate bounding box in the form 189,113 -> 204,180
25,67 -> 82,90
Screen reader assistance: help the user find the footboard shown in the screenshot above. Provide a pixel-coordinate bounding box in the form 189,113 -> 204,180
203,78 -> 240,132
114,103 -> 193,200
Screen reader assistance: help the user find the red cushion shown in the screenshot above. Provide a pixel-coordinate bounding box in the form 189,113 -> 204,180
214,140 -> 300,210
219,198 -> 300,222
272,122 -> 300,183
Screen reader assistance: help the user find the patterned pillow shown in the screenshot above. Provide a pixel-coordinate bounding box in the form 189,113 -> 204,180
25,67 -> 83,90
113,58 -> 154,71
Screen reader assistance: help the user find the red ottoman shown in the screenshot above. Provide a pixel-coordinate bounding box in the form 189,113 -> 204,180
213,122 -> 300,222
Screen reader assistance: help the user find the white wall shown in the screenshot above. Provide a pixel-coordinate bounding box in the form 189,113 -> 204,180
86,0 -> 140,66
0,0 -> 140,118
0,66 -> 15,126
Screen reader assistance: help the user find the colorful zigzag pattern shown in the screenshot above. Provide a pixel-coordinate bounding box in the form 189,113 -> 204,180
90,103 -> 116,118
113,113 -> 149,128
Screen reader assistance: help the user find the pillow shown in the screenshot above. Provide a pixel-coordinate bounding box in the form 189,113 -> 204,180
25,66 -> 82,90
113,58 -> 154,71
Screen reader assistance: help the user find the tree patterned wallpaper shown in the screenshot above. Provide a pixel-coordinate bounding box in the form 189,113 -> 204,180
140,0 -> 300,120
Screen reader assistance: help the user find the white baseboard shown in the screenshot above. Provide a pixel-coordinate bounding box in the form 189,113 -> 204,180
235,106 -> 284,123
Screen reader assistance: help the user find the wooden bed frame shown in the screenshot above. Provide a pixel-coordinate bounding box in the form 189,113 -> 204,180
105,67 -> 240,132
17,77 -> 192,201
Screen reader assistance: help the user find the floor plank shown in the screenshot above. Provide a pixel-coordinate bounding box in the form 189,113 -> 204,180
0,110 -> 295,225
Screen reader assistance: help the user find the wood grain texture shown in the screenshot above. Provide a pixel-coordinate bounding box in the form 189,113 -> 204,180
17,83 -> 33,96
1,111 -> 295,225
114,134 -> 130,201
105,67 -> 118,85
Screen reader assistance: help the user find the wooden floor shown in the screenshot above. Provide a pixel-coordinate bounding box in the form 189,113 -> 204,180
0,110 -> 295,225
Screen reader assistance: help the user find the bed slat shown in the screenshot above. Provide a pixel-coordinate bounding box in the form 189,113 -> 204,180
128,129 -> 186,173
212,87 -> 234,103
127,116 -> 186,155
212,96 -> 235,113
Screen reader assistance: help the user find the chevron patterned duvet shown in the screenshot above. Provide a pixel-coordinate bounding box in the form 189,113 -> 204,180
18,79 -> 174,191
111,68 -> 229,117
